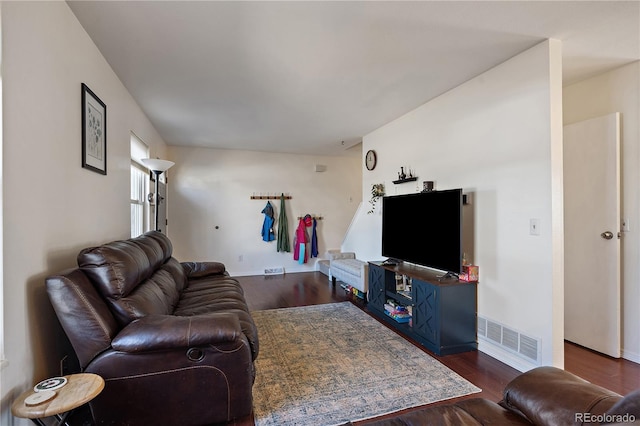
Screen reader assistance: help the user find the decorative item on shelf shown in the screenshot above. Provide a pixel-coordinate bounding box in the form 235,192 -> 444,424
393,167 -> 418,184
141,158 -> 175,232
422,181 -> 435,192
459,253 -> 479,282
459,265 -> 479,282
367,183 -> 385,214
395,274 -> 404,291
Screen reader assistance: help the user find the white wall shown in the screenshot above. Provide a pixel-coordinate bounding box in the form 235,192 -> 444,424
564,62 -> 640,363
1,3 -> 168,424
167,146 -> 361,276
345,40 -> 565,371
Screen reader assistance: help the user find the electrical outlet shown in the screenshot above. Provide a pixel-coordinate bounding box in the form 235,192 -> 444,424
530,218 -> 540,236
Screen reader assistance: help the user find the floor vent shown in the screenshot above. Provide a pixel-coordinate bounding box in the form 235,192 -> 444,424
264,267 -> 285,275
478,315 -> 541,364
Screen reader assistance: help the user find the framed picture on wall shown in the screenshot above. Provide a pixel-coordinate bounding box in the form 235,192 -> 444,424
81,83 -> 107,175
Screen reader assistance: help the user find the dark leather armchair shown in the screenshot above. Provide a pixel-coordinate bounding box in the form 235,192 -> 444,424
46,231 -> 258,425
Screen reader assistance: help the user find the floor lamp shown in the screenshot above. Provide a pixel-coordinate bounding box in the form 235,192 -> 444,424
141,158 -> 175,232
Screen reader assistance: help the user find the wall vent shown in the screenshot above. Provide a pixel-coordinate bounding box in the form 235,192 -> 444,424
477,317 -> 487,337
264,267 -> 285,275
478,315 -> 541,364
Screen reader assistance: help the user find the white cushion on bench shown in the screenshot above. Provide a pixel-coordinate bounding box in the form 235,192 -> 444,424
332,258 -> 366,277
329,252 -> 368,293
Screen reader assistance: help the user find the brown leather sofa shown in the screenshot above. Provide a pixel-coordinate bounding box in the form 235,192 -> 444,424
46,231 -> 258,425
360,366 -> 640,426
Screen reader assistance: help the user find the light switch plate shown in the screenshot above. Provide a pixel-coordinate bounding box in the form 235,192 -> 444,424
530,218 -> 540,236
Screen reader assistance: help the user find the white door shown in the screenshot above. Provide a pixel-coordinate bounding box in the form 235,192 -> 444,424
564,113 -> 621,358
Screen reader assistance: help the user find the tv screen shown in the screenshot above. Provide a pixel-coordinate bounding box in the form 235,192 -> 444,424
382,189 -> 463,273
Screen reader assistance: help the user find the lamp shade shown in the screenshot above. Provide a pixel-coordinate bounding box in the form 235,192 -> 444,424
141,158 -> 175,172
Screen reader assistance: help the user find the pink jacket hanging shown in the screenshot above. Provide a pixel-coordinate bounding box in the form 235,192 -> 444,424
293,218 -> 308,264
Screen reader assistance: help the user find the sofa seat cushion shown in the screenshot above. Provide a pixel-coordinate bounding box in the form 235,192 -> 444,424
332,258 -> 366,277
177,276 -> 247,311
182,261 -> 227,278
174,280 -> 259,361
181,277 -> 245,297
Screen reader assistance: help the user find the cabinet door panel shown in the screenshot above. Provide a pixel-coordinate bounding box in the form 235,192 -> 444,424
368,265 -> 386,312
413,281 -> 438,345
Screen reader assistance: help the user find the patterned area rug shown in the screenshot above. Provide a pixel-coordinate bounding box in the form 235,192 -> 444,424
251,302 -> 481,426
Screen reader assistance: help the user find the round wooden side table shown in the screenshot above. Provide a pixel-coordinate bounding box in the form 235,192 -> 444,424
12,373 -> 104,426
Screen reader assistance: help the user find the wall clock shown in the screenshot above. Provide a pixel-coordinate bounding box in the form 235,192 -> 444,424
365,150 -> 377,171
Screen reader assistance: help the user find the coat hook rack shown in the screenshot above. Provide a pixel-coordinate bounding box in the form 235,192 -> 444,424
297,216 -> 323,220
250,194 -> 292,200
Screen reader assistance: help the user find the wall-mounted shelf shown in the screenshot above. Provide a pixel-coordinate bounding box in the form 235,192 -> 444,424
392,177 -> 418,185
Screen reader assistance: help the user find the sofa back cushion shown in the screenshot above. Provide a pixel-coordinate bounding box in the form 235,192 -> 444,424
46,269 -> 119,369
77,231 -> 187,325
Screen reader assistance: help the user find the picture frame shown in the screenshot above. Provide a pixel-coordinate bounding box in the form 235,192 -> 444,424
81,83 -> 107,175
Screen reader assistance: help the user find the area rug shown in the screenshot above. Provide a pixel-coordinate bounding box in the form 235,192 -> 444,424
251,302 -> 481,426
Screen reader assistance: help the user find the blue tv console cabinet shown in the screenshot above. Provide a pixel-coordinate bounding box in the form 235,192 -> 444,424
368,261 -> 477,355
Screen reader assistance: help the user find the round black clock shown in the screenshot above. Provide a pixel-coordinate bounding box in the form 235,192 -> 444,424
365,150 -> 377,171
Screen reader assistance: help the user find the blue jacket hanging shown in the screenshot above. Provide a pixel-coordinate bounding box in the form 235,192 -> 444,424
261,201 -> 275,242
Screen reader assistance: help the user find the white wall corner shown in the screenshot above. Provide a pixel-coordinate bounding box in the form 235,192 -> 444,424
548,37 -> 565,369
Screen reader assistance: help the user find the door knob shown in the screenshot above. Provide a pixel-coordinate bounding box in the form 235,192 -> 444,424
601,231 -> 614,240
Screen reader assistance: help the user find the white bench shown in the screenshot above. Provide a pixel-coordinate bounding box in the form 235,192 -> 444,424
329,252 -> 368,294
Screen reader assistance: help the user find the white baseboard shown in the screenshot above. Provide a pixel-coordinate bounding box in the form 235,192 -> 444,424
622,349 -> 640,364
478,341 -> 540,373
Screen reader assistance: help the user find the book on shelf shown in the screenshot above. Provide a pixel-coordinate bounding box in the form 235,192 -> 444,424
384,301 -> 412,321
384,303 -> 409,313
384,310 -> 411,323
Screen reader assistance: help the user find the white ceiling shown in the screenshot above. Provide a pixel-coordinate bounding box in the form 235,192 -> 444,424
68,1 -> 640,157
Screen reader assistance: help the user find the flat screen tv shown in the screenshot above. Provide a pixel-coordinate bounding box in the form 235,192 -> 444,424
382,189 -> 463,273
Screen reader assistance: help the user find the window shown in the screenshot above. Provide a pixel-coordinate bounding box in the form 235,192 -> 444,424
130,133 -> 149,237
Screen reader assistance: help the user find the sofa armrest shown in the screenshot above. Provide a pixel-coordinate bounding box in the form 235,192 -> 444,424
112,313 -> 242,353
181,261 -> 226,278
501,366 -> 621,426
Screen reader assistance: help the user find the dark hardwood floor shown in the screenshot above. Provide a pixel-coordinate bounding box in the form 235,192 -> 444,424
234,271 -> 640,425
